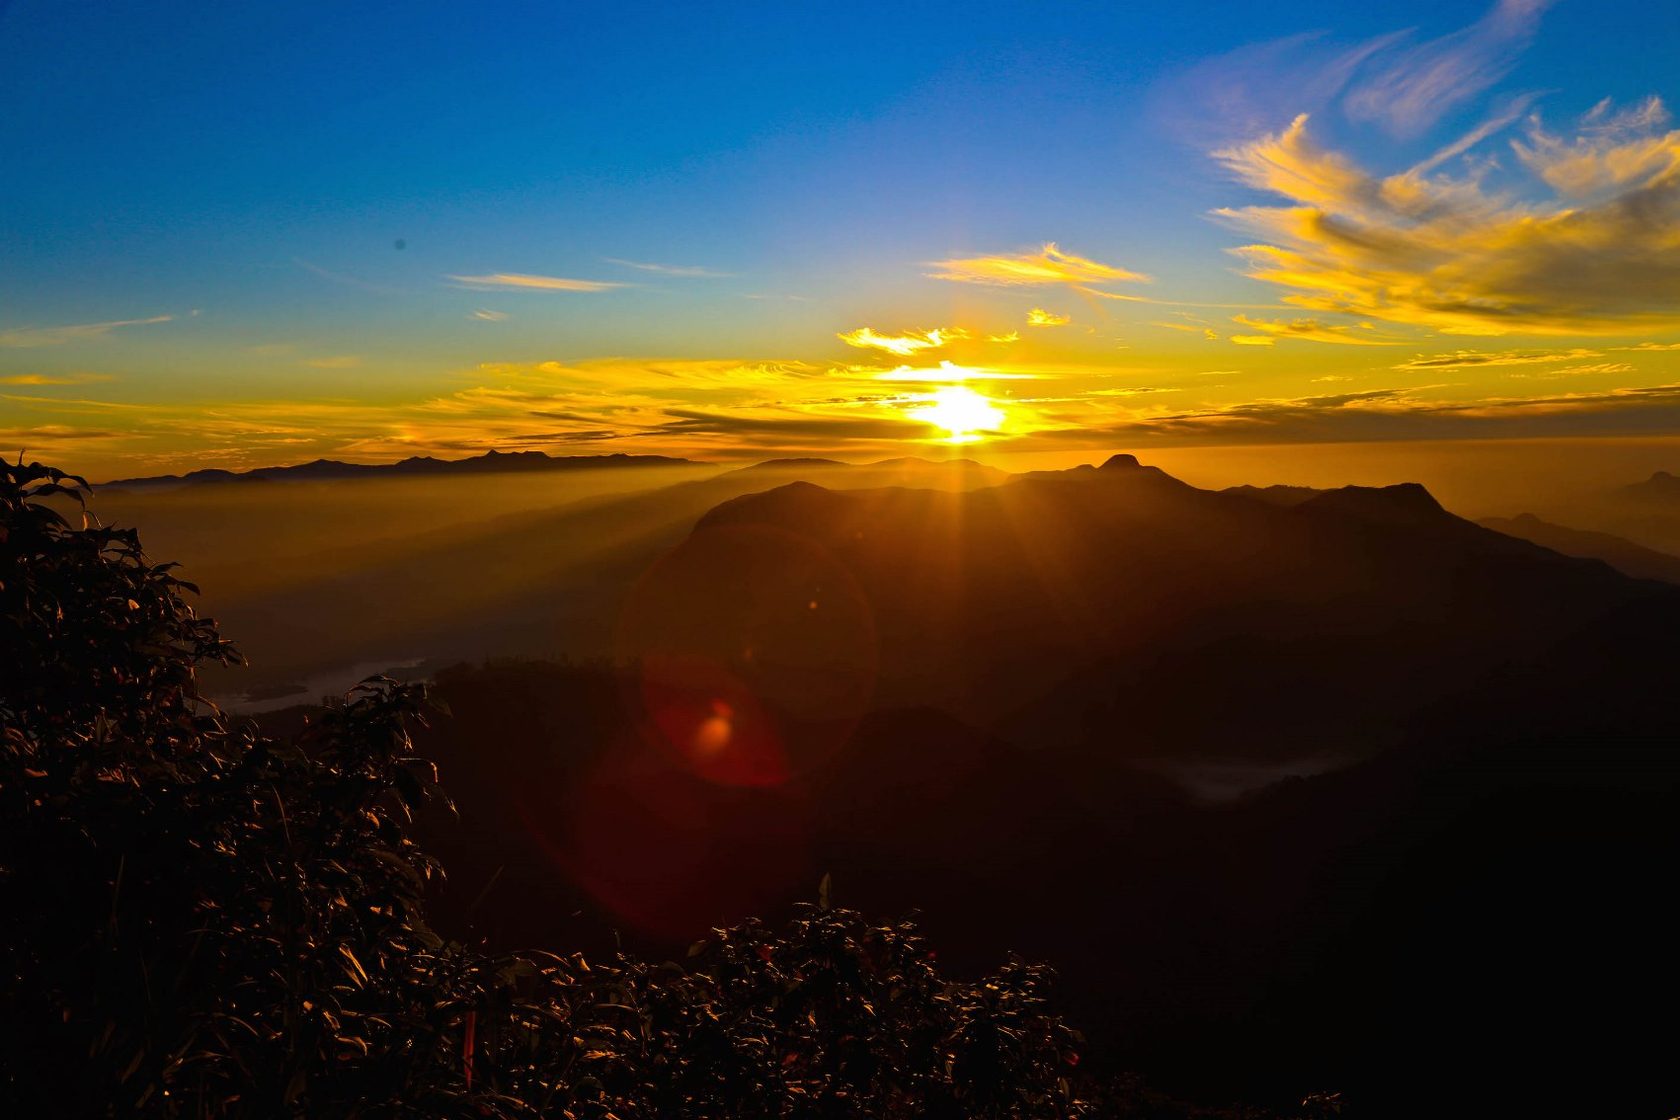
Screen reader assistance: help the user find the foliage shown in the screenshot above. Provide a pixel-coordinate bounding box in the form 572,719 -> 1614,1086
0,457 -> 1095,1118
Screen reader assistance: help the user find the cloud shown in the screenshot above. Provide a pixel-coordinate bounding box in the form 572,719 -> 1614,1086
0,424 -> 123,443
1151,30 -> 1407,149
0,372 -> 114,386
1393,347 -> 1600,369
0,315 -> 172,348
928,243 -> 1149,288
837,326 -> 968,356
1512,95 -> 1677,195
1154,1 -> 1545,148
1506,362 -> 1634,379
656,408 -> 927,444
1227,315 -> 1399,346
1342,0 -> 1551,137
1613,341 -> 1680,351
305,355 -> 362,369
604,258 -> 731,278
446,273 -> 626,292
1027,308 -> 1071,327
470,309 -> 510,322
1026,381 -> 1680,446
1215,107 -> 1680,336
988,332 -> 1021,343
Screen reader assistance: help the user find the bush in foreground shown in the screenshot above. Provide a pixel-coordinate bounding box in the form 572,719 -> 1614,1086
0,458 -> 1092,1117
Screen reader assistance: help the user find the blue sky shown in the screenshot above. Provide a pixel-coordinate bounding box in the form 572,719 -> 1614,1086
4,1 -> 1680,476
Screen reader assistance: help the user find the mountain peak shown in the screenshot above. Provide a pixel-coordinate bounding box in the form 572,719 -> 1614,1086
1100,453 -> 1142,470
1298,482 -> 1447,525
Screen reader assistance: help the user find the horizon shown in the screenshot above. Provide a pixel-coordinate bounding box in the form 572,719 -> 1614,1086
6,0 -> 1680,482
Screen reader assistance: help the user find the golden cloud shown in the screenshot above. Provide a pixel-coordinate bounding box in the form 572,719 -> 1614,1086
0,372 -> 115,386
1227,315 -> 1398,346
1393,347 -> 1600,369
928,243 -> 1149,287
446,273 -> 625,292
1027,308 -> 1071,327
1215,105 -> 1680,336
837,326 -> 968,356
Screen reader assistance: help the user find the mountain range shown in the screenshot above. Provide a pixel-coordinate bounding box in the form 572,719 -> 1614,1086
120,449 -> 1680,1116
101,449 -> 702,490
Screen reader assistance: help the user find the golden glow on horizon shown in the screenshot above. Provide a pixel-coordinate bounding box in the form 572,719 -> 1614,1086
908,385 -> 1006,443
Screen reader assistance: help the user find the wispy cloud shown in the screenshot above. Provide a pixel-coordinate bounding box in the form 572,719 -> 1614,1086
1513,95 -> 1679,195
604,258 -> 732,278
929,242 -> 1149,288
470,309 -> 510,322
0,315 -> 172,348
1215,104 -> 1680,335
1228,315 -> 1399,346
447,273 -> 626,292
1506,362 -> 1633,379
0,372 -> 115,386
1027,308 -> 1071,327
1394,348 -> 1600,370
837,326 -> 968,356
1613,341 -> 1680,352
1343,0 -> 1551,137
1027,381 -> 1680,447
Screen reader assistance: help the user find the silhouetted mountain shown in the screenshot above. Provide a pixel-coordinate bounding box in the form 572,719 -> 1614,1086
1480,512 -> 1680,583
102,450 -> 702,491
132,455 -> 1011,698
664,456 -> 1675,770
1219,483 -> 1322,506
1621,468 -> 1680,502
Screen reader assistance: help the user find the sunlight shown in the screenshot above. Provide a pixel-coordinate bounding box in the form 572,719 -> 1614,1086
908,385 -> 1006,443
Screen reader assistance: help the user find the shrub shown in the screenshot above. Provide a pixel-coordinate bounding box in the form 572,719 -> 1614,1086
0,457 -> 1092,1117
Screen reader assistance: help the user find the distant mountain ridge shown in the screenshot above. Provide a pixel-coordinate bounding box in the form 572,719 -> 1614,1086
101,450 -> 706,491
1479,512 -> 1680,584
667,453 -> 1679,767
1622,469 -> 1680,502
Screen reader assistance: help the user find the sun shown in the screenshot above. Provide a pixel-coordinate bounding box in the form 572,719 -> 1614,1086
908,385 -> 1005,443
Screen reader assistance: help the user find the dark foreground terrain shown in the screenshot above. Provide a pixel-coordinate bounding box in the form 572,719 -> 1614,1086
9,451 -> 1680,1117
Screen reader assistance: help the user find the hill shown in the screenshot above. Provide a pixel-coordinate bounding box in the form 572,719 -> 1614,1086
101,449 -> 705,491
1479,512 -> 1680,583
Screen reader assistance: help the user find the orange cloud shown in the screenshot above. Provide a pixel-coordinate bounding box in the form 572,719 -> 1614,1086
1393,348 -> 1599,370
1215,106 -> 1680,336
446,273 -> 625,292
1027,308 -> 1071,327
1228,315 -> 1399,346
0,372 -> 114,386
928,243 -> 1149,288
